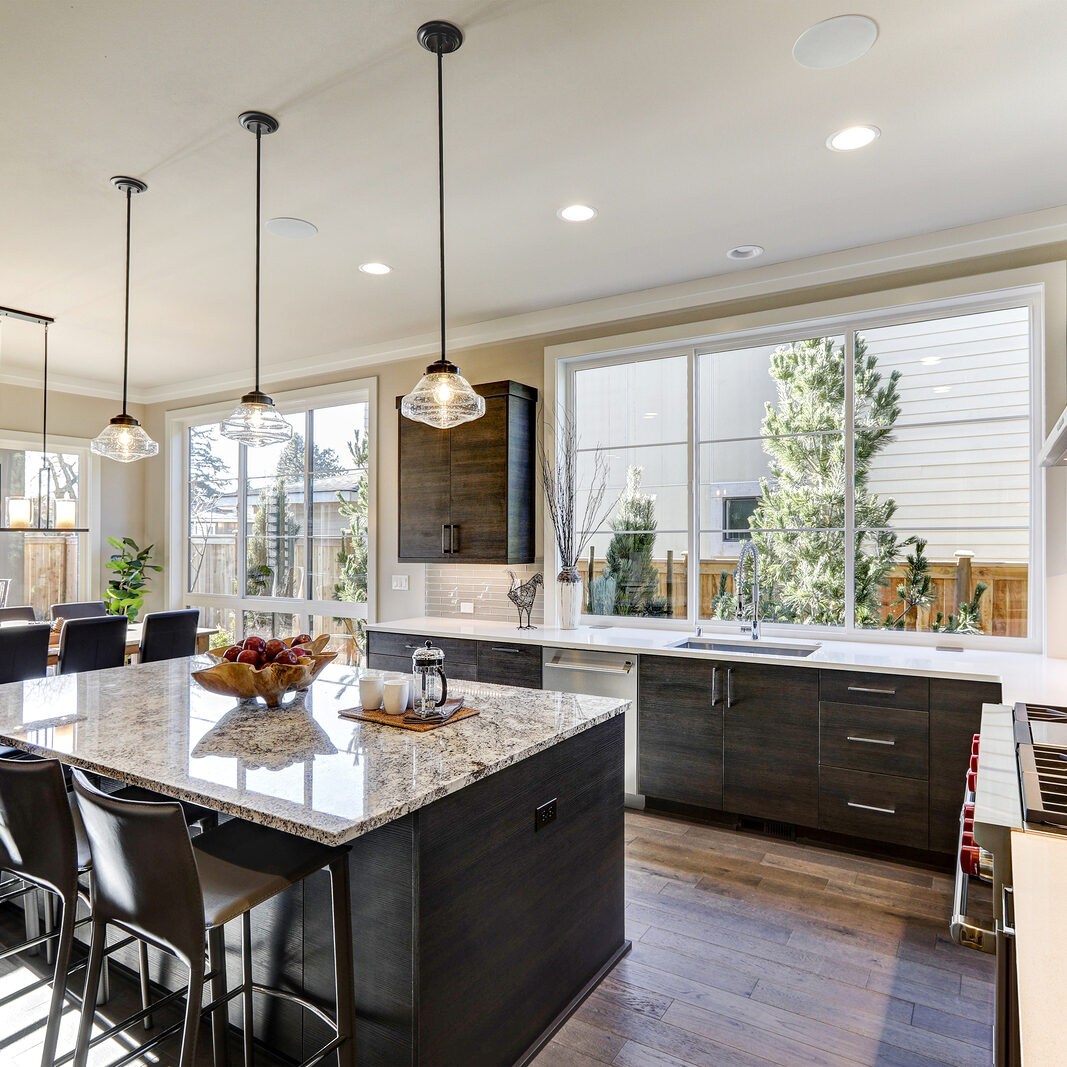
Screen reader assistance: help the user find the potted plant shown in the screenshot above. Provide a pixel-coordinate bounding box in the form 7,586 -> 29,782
104,537 -> 161,621
538,408 -> 611,629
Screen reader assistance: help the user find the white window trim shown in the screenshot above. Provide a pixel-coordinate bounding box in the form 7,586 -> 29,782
163,378 -> 378,635
545,266 -> 1055,652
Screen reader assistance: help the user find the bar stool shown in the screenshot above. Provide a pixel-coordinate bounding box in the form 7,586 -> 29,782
71,770 -> 355,1067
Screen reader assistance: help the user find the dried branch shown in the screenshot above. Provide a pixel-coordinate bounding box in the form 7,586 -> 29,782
538,405 -> 612,571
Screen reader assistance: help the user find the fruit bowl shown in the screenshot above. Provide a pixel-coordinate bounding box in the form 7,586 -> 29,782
195,634 -> 337,707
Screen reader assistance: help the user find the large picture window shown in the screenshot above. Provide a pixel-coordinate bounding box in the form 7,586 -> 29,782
181,394 -> 371,661
566,290 -> 1038,643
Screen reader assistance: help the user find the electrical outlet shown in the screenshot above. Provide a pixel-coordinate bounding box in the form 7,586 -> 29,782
534,798 -> 557,831
391,574 -> 409,591
459,601 -> 474,614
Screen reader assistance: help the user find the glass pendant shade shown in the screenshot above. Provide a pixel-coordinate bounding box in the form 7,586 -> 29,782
55,498 -> 77,529
91,414 -> 159,463
220,390 -> 293,446
6,497 -> 31,529
400,361 -> 485,429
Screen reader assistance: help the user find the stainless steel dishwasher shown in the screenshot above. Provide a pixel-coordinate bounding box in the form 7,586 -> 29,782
542,647 -> 642,808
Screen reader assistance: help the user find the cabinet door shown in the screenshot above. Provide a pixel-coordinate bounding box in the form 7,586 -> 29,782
397,414 -> 452,560
929,678 -> 1002,853
476,642 -> 542,689
447,396 -> 510,561
638,655 -> 722,808
723,663 -> 819,825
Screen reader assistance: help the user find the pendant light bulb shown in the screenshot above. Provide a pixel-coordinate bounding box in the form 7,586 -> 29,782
92,176 -> 159,463
400,21 -> 485,430
221,112 -> 293,447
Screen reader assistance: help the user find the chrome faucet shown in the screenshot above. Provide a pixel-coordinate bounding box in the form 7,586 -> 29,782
734,541 -> 761,640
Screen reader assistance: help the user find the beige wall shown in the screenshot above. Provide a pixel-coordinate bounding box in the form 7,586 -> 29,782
0,382 -> 146,602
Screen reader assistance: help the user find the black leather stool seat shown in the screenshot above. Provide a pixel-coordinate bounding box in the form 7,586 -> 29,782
193,819 -> 339,928
113,784 -> 216,829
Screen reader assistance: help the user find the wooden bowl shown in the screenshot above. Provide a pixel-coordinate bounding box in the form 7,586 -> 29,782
196,634 -> 337,706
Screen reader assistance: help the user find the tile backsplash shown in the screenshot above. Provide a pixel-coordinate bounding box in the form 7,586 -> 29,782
425,562 -> 545,624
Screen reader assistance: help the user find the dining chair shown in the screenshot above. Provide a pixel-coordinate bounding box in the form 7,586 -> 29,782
50,601 -> 108,621
56,615 -> 128,675
138,609 -> 200,664
0,623 -> 51,685
0,605 -> 37,623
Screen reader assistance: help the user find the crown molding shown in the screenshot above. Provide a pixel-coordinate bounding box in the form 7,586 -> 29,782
8,204 -> 1067,407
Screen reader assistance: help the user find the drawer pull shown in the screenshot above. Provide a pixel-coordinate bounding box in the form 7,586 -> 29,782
847,801 -> 896,815
710,666 -> 719,707
847,685 -> 897,696
846,735 -> 896,747
490,646 -> 523,654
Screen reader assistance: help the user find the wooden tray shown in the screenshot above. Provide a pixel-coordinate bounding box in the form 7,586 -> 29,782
338,700 -> 480,732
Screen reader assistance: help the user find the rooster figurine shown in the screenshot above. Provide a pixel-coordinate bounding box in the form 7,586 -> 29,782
507,570 -> 543,630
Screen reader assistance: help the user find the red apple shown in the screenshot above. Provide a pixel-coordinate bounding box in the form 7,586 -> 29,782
222,645 -> 241,662
236,649 -> 260,666
289,646 -> 310,659
243,635 -> 267,652
274,649 -> 300,666
292,633 -> 312,647
264,638 -> 286,659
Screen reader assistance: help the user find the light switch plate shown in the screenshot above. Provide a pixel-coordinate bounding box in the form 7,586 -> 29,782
460,602 -> 474,614
391,574 -> 409,591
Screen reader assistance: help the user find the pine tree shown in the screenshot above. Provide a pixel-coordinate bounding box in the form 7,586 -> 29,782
604,465 -> 660,615
750,335 -> 901,625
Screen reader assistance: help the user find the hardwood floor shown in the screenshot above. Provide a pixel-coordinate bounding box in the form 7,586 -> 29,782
533,809 -> 994,1067
0,810 -> 993,1066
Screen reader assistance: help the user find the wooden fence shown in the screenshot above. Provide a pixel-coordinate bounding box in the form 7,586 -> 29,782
21,535 -> 79,618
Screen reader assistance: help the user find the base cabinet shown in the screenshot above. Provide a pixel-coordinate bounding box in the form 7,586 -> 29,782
638,655 -> 722,808
366,631 -> 540,689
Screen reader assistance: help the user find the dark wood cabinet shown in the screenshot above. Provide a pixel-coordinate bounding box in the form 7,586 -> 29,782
638,654 -> 722,808
476,641 -> 542,689
929,677 -> 1002,853
367,631 -> 541,689
818,767 -> 929,849
396,380 -> 536,564
723,663 -> 820,826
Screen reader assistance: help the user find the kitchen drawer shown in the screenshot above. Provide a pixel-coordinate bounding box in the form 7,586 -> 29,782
820,670 -> 929,711
818,766 -> 929,848
367,630 -> 479,666
477,641 -> 542,689
367,650 -> 477,682
819,701 -> 929,779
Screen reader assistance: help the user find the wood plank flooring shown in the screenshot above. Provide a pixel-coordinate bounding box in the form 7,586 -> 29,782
532,810 -> 994,1067
0,810 -> 993,1066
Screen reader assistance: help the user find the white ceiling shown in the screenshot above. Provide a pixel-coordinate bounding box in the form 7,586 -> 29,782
2,0 -> 1067,400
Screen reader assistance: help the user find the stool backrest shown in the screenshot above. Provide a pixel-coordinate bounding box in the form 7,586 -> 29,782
0,623 -> 50,684
0,605 -> 36,623
139,609 -> 200,664
0,757 -> 78,897
51,601 -> 107,621
71,769 -> 206,966
56,615 -> 128,675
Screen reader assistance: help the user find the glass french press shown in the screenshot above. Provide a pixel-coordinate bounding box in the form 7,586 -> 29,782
410,640 -> 448,718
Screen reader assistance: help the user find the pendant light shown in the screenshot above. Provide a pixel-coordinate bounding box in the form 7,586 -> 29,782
220,112 -> 293,447
400,21 -> 485,430
91,177 -> 159,463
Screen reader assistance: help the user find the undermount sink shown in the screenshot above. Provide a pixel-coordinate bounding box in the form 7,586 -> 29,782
668,636 -> 821,658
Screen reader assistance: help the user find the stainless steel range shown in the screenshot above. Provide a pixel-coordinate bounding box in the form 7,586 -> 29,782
953,700 -> 1067,1066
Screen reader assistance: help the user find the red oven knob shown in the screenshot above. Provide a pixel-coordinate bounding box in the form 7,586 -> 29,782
964,803 -> 975,818
967,769 -> 977,792
960,845 -> 980,877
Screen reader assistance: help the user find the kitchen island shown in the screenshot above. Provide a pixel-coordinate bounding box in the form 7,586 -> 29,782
0,658 -> 629,1066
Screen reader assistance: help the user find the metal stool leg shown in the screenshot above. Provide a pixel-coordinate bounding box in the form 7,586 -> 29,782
40,893 -> 77,1067
208,924 -> 230,1067
330,855 -> 356,1067
24,885 -> 41,955
178,961 -> 205,1067
139,940 -> 152,1029
73,920 -> 108,1067
241,911 -> 254,1067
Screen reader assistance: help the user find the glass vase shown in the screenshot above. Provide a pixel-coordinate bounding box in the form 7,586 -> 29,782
557,565 -> 582,630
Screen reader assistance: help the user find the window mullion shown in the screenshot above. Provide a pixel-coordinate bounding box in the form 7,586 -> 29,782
687,347 -> 698,627
844,329 -> 856,637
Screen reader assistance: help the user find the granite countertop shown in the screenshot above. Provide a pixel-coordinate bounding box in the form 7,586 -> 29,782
368,616 -> 1067,704
0,658 -> 627,846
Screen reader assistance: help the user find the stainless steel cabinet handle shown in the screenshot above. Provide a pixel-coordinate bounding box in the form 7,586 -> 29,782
450,524 -> 459,553
490,646 -> 523,654
847,685 -> 896,696
710,666 -> 719,707
847,801 -> 896,815
547,659 -> 633,674
726,667 -> 734,709
846,735 -> 896,746
441,524 -> 451,554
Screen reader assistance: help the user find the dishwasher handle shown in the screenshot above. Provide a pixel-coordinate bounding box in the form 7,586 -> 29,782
547,653 -> 633,675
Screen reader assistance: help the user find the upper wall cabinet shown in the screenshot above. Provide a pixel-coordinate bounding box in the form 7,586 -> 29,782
396,380 -> 537,564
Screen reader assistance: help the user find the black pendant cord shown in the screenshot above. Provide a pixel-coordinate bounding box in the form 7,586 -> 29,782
254,124 -> 262,394
437,47 -> 447,366
121,186 -> 132,417
41,324 -> 48,459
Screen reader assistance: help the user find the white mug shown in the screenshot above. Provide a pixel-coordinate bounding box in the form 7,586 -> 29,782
383,677 -> 411,716
359,673 -> 384,711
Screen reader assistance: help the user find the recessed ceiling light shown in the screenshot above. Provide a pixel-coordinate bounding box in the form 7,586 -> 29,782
558,204 -> 597,222
727,245 -> 764,261
359,262 -> 392,275
266,216 -> 318,239
643,412 -> 658,419
933,385 -> 951,393
827,125 -> 880,152
920,356 -> 942,366
793,15 -> 878,70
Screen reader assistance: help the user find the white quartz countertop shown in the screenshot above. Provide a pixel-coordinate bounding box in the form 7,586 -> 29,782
369,617 -> 1067,705
0,657 -> 627,845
